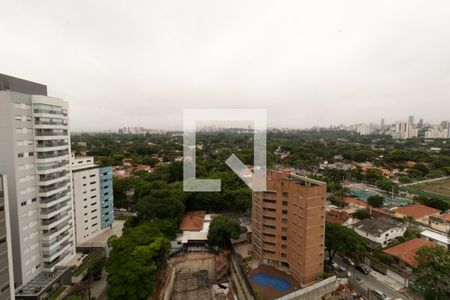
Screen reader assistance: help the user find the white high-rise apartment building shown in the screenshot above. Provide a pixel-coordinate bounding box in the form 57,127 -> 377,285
71,156 -> 114,245
395,121 -> 418,139
0,74 -> 75,287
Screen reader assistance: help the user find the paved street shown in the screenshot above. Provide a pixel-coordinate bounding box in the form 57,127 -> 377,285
331,255 -> 411,300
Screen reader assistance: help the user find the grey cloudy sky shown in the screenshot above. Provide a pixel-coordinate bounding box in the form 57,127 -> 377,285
1,1 -> 450,131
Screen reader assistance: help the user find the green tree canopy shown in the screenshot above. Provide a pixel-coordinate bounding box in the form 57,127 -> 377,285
325,223 -> 366,261
415,245 -> 450,300
367,195 -> 385,208
207,216 -> 240,248
106,224 -> 170,300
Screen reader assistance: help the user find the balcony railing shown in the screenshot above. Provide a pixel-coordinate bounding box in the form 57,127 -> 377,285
37,160 -> 69,171
34,108 -> 67,116
35,120 -> 68,126
41,211 -> 70,226
37,141 -> 68,148
40,200 -> 70,215
42,221 -> 70,237
39,180 -> 70,193
37,151 -> 69,160
39,189 -> 70,204
42,239 -> 73,258
39,171 -> 68,182
41,231 -> 71,248
35,130 -> 68,137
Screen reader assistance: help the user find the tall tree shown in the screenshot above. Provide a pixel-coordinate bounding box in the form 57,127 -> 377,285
106,224 -> 170,300
325,223 -> 366,261
207,216 -> 241,248
415,245 -> 450,300
367,195 -> 385,208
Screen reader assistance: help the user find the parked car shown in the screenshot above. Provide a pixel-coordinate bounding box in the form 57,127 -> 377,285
356,263 -> 370,275
326,259 -> 338,269
371,289 -> 388,299
337,266 -> 351,278
343,256 -> 355,267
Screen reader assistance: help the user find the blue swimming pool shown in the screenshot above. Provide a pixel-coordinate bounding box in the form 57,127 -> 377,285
251,273 -> 292,292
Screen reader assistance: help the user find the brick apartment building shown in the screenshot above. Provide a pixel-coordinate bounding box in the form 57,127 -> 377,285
252,170 -> 327,285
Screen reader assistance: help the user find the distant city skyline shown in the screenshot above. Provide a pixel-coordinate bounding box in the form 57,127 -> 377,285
1,1 -> 450,131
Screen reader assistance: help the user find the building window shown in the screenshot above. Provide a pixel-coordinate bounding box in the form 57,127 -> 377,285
282,210 -> 288,214
282,201 -> 288,206
282,192 -> 288,197
281,236 -> 287,241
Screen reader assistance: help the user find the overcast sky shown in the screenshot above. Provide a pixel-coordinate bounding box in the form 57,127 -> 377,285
1,1 -> 449,131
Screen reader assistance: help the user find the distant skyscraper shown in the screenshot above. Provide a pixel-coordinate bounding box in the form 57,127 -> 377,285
380,118 -> 385,130
0,175 -> 15,300
252,170 -> 326,285
417,118 -> 424,128
0,74 -> 75,287
408,115 -> 414,126
395,120 -> 418,139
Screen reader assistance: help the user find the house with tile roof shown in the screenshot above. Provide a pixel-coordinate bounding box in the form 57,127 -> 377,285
428,211 -> 450,233
383,238 -> 437,273
393,204 -> 441,225
354,217 -> 407,248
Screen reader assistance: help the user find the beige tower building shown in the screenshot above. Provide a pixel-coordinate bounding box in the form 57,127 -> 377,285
252,170 -> 326,285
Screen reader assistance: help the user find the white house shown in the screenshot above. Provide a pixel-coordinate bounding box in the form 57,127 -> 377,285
354,217 -> 407,248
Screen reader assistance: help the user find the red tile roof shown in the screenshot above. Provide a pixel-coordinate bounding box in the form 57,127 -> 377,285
394,204 -> 441,219
326,209 -> 350,225
439,213 -> 450,222
180,211 -> 205,231
343,197 -> 368,208
383,238 -> 436,267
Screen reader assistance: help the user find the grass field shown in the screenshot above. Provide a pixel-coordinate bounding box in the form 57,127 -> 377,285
414,179 -> 450,197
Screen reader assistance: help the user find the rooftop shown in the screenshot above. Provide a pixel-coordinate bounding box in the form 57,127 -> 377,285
439,212 -> 450,222
326,209 -> 350,225
394,204 -> 441,219
180,211 -> 206,231
354,217 -> 404,235
383,238 -> 435,267
343,197 -> 368,208
421,229 -> 450,245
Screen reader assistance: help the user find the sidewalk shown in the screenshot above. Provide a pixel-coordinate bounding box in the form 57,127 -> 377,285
370,271 -> 403,291
370,271 -> 423,300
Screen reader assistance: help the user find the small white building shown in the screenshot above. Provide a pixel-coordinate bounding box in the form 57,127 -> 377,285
354,217 -> 407,248
421,229 -> 450,249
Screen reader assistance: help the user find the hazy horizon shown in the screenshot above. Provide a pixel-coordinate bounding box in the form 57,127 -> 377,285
1,1 -> 450,131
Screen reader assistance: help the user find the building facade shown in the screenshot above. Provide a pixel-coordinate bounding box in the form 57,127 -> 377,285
0,175 -> 15,300
252,170 -> 326,285
353,217 -> 407,248
0,74 -> 75,287
71,157 -> 114,245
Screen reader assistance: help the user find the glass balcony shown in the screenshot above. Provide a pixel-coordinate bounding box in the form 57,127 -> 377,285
35,129 -> 68,137
39,180 -> 70,193
42,221 -> 70,237
41,231 -> 71,248
40,200 -> 70,215
37,150 -> 69,160
41,211 -> 70,226
36,140 -> 68,148
39,189 -> 70,205
37,160 -> 69,171
39,170 -> 68,182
